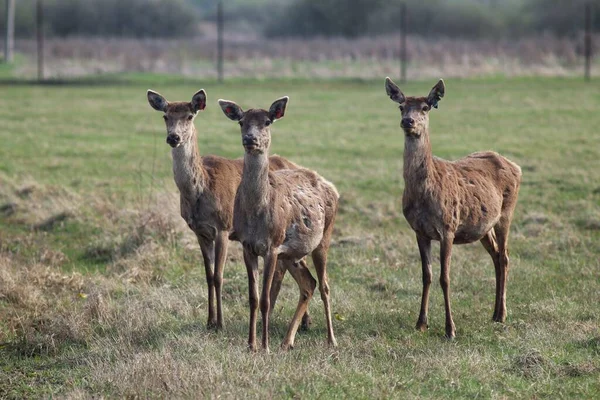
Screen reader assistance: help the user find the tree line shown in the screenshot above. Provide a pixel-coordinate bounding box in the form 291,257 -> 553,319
1,0 -> 598,39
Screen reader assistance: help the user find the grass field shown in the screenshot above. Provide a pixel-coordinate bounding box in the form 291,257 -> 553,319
0,76 -> 599,398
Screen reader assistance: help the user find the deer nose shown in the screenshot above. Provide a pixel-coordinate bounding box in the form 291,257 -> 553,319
242,135 -> 258,146
166,134 -> 181,147
401,117 -> 414,128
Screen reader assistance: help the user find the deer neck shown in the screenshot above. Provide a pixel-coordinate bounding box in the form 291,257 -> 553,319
171,127 -> 207,198
240,151 -> 271,210
403,128 -> 435,192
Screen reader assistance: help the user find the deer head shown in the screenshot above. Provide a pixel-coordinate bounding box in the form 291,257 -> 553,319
147,89 -> 207,148
385,78 -> 445,138
218,97 -> 288,155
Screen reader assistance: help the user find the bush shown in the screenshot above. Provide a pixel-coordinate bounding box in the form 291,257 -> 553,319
0,0 -> 37,37
264,0 -> 385,38
0,0 -> 199,38
264,0 -> 600,39
525,0 -> 600,36
266,0 -> 509,38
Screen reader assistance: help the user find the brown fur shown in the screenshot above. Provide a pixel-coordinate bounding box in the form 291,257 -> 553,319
219,97 -> 339,352
147,90 -> 310,330
385,78 -> 522,338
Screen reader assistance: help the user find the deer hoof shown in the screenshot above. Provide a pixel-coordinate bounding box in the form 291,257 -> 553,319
300,314 -> 313,331
281,343 -> 294,351
492,314 -> 506,323
415,321 -> 428,332
445,330 -> 456,340
206,319 -> 219,330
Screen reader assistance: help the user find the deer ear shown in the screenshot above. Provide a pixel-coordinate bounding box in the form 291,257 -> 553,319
218,99 -> 244,121
147,90 -> 168,112
268,96 -> 289,121
427,79 -> 445,109
385,77 -> 405,104
191,89 -> 207,113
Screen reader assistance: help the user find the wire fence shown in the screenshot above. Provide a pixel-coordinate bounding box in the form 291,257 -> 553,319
2,1 -> 597,82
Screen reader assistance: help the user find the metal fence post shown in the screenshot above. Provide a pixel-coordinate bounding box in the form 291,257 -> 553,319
400,2 -> 407,83
4,0 -> 15,62
37,0 -> 44,81
217,0 -> 224,83
584,2 -> 592,81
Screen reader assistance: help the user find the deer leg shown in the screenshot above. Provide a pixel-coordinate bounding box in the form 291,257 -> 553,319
281,261 -> 317,351
312,246 -> 337,347
416,235 -> 433,332
243,249 -> 259,352
480,230 -> 502,321
269,260 -> 286,318
493,220 -> 512,323
270,259 -> 313,331
213,231 -> 229,330
440,236 -> 456,339
298,259 -> 313,331
199,238 -> 216,329
260,250 -> 278,352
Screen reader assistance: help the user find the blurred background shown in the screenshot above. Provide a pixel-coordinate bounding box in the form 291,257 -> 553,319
0,0 -> 598,81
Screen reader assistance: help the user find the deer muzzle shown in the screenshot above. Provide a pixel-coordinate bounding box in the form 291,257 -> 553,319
401,117 -> 415,129
242,135 -> 259,150
166,134 -> 181,148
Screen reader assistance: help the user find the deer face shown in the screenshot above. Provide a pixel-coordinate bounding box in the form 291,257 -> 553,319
385,78 -> 445,138
219,97 -> 288,155
147,90 -> 206,148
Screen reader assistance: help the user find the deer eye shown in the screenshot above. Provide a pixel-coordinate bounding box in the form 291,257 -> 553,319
163,115 -> 168,121
399,105 -> 404,112
422,105 -> 430,112
265,120 -> 272,126
187,115 -> 193,121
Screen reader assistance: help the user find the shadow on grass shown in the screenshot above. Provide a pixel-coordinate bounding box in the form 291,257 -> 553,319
573,336 -> 600,355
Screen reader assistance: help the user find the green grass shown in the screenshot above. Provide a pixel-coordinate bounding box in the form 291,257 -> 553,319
0,77 -> 599,398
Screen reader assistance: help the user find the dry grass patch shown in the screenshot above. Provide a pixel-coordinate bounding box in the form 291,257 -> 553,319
0,176 -> 80,230
10,35 -> 600,80
0,254 -> 89,355
0,178 -> 203,360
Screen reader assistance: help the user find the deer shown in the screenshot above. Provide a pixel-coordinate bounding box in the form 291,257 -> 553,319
384,77 -> 522,339
146,89 -> 312,331
218,96 -> 339,352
